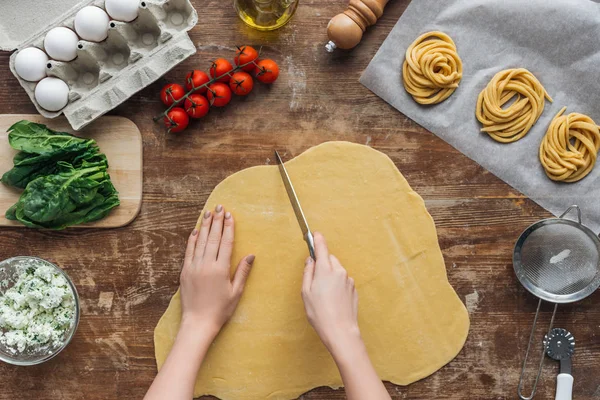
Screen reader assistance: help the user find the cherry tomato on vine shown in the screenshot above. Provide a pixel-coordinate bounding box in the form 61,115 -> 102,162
234,45 -> 259,72
209,58 -> 233,83
229,72 -> 254,96
164,107 -> 189,133
160,83 -> 185,106
254,59 -> 280,84
184,94 -> 210,119
185,70 -> 210,94
207,83 -> 232,107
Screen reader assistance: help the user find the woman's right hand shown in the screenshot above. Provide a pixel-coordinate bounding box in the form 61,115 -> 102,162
301,233 -> 392,400
301,232 -> 360,353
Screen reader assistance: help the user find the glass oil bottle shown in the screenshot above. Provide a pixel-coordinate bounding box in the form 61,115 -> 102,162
234,0 -> 299,31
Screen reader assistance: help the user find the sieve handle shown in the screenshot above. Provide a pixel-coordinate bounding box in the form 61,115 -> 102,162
518,300 -> 558,400
559,205 -> 582,225
555,373 -> 573,400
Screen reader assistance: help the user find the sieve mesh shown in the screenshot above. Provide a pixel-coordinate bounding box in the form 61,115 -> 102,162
517,221 -> 600,299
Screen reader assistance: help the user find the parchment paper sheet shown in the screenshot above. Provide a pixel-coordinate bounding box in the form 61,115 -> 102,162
360,0 -> 600,232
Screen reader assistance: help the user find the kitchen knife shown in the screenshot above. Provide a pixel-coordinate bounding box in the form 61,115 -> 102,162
274,150 -> 316,260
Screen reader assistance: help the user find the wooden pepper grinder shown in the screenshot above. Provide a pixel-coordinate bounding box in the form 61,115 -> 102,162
325,0 -> 390,52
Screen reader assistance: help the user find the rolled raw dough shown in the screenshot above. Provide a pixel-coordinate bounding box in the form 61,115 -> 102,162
154,141 -> 470,400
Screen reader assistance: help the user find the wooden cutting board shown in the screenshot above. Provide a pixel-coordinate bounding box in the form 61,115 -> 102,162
0,114 -> 142,228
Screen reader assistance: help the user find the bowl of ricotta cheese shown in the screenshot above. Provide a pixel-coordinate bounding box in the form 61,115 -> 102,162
0,256 -> 79,365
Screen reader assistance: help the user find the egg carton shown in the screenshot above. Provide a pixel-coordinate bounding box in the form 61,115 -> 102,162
0,0 -> 197,130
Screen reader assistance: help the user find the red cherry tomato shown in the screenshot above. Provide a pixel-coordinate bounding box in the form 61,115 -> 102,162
207,83 -> 232,107
160,83 -> 185,106
209,58 -> 233,83
185,70 -> 210,94
254,59 -> 280,84
164,107 -> 189,133
184,94 -> 209,119
234,45 -> 259,72
229,72 -> 254,96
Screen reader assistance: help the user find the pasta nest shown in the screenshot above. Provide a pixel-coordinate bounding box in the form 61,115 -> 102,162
402,31 -> 463,105
539,107 -> 600,183
476,68 -> 552,143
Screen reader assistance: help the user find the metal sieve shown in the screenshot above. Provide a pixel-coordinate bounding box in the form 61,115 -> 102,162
514,206 -> 600,400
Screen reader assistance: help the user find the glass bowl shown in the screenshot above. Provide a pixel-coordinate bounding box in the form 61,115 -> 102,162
0,256 -> 80,366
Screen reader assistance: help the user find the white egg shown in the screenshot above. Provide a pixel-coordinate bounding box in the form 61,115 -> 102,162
105,0 -> 139,22
44,27 -> 79,62
75,6 -> 110,42
35,77 -> 70,112
14,47 -> 48,82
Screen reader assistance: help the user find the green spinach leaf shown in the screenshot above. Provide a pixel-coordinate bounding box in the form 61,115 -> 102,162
2,121 -> 120,229
1,121 -> 102,189
6,120 -> 95,155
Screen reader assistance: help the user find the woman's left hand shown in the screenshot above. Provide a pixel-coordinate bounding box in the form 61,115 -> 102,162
180,204 -> 255,334
144,205 -> 254,400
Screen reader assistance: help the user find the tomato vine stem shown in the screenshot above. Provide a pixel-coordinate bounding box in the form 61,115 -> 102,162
153,58 -> 260,122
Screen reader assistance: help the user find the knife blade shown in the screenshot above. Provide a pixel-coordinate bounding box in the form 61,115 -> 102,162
274,150 -> 316,259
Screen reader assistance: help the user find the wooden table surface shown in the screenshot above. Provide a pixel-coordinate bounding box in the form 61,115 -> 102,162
1,1 -> 600,399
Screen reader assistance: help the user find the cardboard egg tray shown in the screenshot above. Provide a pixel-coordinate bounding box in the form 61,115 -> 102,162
0,0 -> 197,130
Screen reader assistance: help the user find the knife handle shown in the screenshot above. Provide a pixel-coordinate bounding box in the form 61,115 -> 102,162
305,231 -> 316,260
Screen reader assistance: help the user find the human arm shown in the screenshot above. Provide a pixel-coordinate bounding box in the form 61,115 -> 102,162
301,232 -> 391,400
144,205 -> 255,400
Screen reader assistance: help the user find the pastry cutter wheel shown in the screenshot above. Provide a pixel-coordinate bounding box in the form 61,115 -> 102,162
544,328 -> 575,400
514,205 -> 600,400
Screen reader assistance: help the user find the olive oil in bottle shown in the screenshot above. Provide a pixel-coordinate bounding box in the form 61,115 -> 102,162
234,0 -> 299,31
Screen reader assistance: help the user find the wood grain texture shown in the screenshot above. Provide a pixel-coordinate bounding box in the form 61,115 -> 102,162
1,0 -> 599,399
0,114 -> 142,228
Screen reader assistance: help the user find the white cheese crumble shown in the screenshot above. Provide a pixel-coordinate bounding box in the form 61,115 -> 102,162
0,260 -> 76,355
